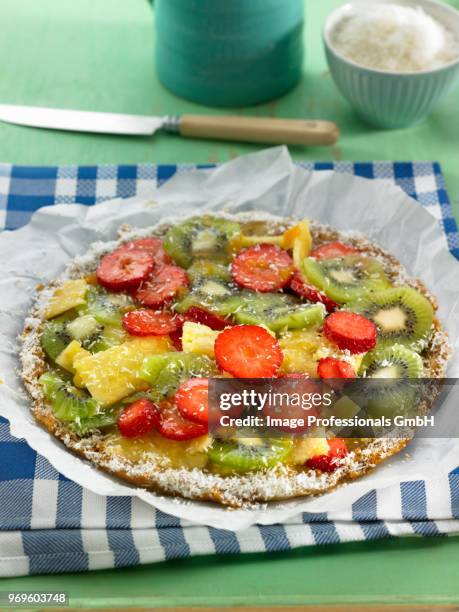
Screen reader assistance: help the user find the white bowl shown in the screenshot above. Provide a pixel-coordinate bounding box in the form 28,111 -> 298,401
323,0 -> 459,128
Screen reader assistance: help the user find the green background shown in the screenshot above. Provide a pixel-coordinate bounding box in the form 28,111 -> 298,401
0,0 -> 458,219
2,538 -> 459,608
1,0 -> 459,607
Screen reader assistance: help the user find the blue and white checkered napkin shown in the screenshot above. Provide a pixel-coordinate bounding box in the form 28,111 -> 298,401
1,161 -> 458,577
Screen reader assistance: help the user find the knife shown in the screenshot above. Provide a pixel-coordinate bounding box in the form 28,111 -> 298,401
0,104 -> 339,146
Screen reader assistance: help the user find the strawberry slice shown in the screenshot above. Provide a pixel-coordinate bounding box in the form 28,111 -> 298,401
214,325 -> 283,378
183,306 -> 231,331
134,264 -> 189,308
121,237 -> 172,267
97,248 -> 154,291
317,357 -> 356,390
289,271 -> 338,313
311,242 -> 359,260
306,438 -> 348,472
231,244 -> 294,292
118,398 -> 160,438
175,377 -> 209,425
158,314 -> 186,350
123,309 -> 181,336
169,326 -> 184,351
158,402 -> 207,441
317,357 -> 356,379
324,311 -> 377,354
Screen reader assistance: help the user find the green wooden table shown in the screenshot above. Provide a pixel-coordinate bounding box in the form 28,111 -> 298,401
1,0 -> 458,607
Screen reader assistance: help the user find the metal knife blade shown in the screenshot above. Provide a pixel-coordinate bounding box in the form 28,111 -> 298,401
0,104 -> 168,135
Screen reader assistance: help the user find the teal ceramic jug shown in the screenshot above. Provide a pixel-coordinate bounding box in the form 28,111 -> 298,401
154,0 -> 304,107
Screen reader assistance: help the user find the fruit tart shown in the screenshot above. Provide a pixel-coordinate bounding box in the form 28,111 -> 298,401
21,214 -> 452,507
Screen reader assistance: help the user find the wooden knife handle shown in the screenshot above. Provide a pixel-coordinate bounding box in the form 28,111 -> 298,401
179,115 -> 339,146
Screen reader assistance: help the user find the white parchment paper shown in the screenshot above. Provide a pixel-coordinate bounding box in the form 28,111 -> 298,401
0,147 -> 458,530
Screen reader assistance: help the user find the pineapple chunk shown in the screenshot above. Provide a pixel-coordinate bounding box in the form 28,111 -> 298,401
281,351 -> 311,375
74,336 -> 172,406
182,321 -> 219,358
44,279 -> 88,320
55,340 -> 90,373
73,372 -> 85,388
104,432 -> 209,469
279,324 -> 367,377
280,349 -> 318,376
279,329 -> 322,375
188,435 -> 214,454
282,220 -> 312,268
280,328 -> 322,352
290,434 -> 329,465
352,353 -> 365,373
227,218 -> 312,259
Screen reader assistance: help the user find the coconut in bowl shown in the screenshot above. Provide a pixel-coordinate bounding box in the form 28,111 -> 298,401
323,0 -> 459,128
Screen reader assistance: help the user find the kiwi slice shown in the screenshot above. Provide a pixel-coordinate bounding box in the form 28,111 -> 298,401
78,287 -> 132,350
164,216 -> 241,268
67,314 -> 101,342
139,352 -> 217,399
209,438 -> 293,473
98,324 -> 128,348
175,277 -> 240,316
39,371 -> 100,424
357,345 -> 424,417
68,311 -> 126,353
233,292 -> 326,333
40,371 -> 117,434
187,258 -> 232,283
81,286 -> 126,326
71,408 -> 120,436
347,287 -> 434,352
41,318 -> 73,361
359,344 -> 424,379
41,313 -> 108,361
302,255 -> 391,303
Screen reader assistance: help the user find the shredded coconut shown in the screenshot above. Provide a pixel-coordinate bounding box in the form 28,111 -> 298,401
331,3 -> 459,72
